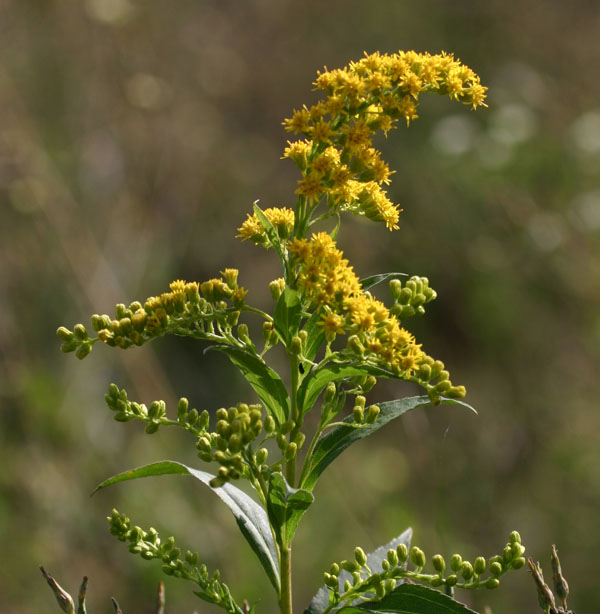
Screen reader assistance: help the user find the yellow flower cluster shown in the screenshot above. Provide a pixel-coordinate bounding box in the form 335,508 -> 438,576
282,50 -> 486,230
237,206 -> 295,246
289,233 -> 464,398
59,272 -> 247,356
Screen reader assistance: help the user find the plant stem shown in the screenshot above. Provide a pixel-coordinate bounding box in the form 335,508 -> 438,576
279,543 -> 293,614
286,353 -> 300,487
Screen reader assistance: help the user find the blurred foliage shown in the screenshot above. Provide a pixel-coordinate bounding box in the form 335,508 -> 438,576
1,1 -> 599,612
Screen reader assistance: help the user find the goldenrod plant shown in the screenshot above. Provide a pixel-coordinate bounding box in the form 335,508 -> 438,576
50,50 -> 528,614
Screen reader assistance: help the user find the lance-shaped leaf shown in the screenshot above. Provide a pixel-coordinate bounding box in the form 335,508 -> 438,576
93,461 -> 280,593
274,288 -> 303,346
305,529 -> 413,614
300,396 -> 475,490
267,473 -> 314,547
337,583 -> 479,614
209,345 -> 289,425
359,272 -> 408,292
297,361 -> 392,417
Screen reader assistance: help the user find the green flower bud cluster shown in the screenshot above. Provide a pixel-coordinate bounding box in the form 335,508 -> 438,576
410,354 -> 467,403
57,276 -> 247,358
274,419 -> 306,463
104,383 -> 207,436
389,276 -> 437,320
527,544 -> 572,614
323,532 -> 527,609
196,403 -> 266,487
351,396 -> 380,425
107,510 -> 245,614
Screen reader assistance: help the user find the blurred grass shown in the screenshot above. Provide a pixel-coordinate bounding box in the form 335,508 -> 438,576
1,1 -> 599,612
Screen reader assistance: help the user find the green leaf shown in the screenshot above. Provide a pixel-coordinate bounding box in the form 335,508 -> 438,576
305,529 -> 413,614
301,308 -> 326,363
300,396 -> 472,490
273,288 -> 302,345
254,202 -> 287,273
297,361 -> 392,417
209,345 -> 289,424
267,473 -> 314,547
360,272 -> 408,292
337,584 -> 479,614
93,461 -> 280,593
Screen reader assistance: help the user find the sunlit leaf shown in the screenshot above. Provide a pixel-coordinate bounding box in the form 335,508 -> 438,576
93,461 -> 280,592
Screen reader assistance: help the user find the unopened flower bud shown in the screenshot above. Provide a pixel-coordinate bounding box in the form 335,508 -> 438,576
389,279 -> 403,300
340,559 -> 359,573
269,278 -> 285,301
73,323 -> 88,340
290,335 -> 303,355
255,448 -> 268,465
489,561 -> 503,577
56,326 -> 74,341
461,561 -> 474,580
432,554 -> 446,574
362,375 -> 377,393
75,344 -> 92,360
485,577 -> 500,589
387,549 -> 399,568
410,547 -> 426,569
285,442 -> 297,460
354,547 -> 367,567
513,557 -> 526,570
330,562 -> 340,576
354,395 -> 366,409
293,431 -> 306,449
198,409 -> 210,429
265,416 -> 276,434
509,531 -> 521,545
344,580 -> 352,592
177,398 -> 189,421
396,543 -> 408,563
353,406 -> 364,424
262,321 -> 274,341
280,419 -> 294,434
347,335 -> 364,355
324,382 -> 336,403
445,574 -> 458,587
474,557 -> 486,575
365,404 -> 380,424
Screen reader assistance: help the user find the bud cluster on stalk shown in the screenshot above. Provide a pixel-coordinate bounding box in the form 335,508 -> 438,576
107,510 -> 239,610
323,531 -> 527,607
196,402 -> 269,487
389,276 -> 437,320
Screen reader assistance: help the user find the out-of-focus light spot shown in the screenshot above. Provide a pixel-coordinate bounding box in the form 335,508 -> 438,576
527,211 -> 568,251
568,190 -> 600,231
198,46 -> 247,98
80,131 -> 124,194
85,0 -> 135,25
9,178 -> 47,213
430,115 -> 478,156
570,110 -> 600,154
490,62 -> 547,107
476,136 -> 513,168
124,73 -> 171,111
468,236 -> 507,271
488,103 -> 537,146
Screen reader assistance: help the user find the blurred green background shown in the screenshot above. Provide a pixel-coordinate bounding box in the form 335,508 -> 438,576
1,1 -> 599,612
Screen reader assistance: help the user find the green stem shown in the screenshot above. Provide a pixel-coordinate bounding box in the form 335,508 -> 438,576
279,544 -> 293,614
286,353 -> 300,487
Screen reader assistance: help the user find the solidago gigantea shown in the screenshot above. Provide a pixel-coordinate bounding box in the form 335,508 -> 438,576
51,51 -> 528,614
